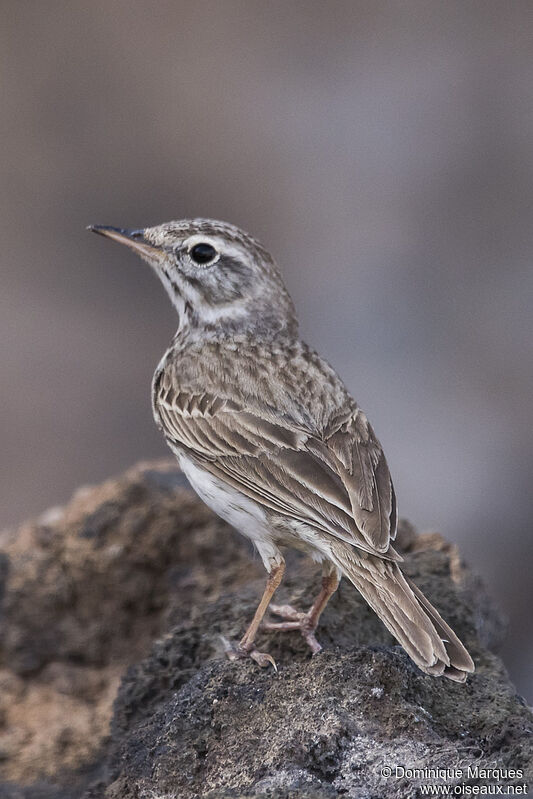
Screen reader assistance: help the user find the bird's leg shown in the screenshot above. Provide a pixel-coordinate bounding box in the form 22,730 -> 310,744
263,564 -> 340,654
223,559 -> 285,669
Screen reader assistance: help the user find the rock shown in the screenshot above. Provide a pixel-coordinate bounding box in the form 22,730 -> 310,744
0,461 -> 530,798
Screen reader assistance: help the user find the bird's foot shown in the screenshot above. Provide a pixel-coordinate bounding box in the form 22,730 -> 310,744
220,636 -> 277,670
263,603 -> 323,655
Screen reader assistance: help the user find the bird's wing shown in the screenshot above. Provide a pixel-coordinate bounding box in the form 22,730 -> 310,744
155,386 -> 397,558
315,405 -> 397,552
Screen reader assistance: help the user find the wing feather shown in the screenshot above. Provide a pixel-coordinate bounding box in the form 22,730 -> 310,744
156,388 -> 397,557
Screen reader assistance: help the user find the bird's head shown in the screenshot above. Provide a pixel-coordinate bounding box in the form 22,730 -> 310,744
89,219 -> 297,341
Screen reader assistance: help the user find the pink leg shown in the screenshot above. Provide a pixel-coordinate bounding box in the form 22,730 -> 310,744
263,566 -> 340,654
224,560 -> 285,669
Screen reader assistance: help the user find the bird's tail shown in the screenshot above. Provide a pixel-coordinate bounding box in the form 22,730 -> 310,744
331,546 -> 475,682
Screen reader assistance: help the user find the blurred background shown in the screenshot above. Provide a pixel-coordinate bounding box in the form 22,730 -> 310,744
1,1 -> 532,698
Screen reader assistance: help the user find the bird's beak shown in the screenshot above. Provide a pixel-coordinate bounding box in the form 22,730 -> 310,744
88,225 -> 161,258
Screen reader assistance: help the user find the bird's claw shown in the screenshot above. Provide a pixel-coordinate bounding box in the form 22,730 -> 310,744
268,603 -> 301,621
249,649 -> 277,669
302,631 -> 323,655
263,603 -> 323,655
220,636 -> 277,671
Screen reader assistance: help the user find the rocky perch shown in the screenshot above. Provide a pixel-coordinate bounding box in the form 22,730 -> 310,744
0,461 -> 530,798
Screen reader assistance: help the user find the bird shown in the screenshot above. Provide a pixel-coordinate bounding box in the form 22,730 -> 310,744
89,218 -> 475,682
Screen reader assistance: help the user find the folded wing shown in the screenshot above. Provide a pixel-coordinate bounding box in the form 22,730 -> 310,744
155,386 -> 397,559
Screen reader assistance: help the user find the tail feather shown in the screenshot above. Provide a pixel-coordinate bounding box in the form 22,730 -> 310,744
331,547 -> 475,682
408,580 -> 475,678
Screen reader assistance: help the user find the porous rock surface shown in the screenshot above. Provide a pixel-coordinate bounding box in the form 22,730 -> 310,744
0,461 -> 530,798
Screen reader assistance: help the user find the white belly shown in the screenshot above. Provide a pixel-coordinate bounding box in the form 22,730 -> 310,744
177,453 -> 282,568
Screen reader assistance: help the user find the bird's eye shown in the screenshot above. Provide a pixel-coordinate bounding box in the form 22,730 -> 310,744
189,242 -> 218,265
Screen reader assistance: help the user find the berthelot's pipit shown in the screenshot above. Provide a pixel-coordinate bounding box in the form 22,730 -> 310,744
90,219 -> 474,681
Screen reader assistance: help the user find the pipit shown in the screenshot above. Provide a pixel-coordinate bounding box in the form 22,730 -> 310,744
90,219 -> 474,681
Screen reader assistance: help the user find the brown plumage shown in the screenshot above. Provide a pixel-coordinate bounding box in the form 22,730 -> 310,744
90,218 -> 474,681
